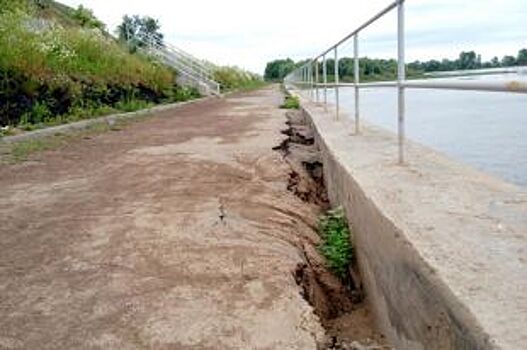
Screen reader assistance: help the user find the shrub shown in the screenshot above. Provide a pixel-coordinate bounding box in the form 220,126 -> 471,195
71,5 -> 105,30
114,99 -> 152,112
318,208 -> 353,279
20,101 -> 52,125
0,0 -> 31,14
168,86 -> 200,102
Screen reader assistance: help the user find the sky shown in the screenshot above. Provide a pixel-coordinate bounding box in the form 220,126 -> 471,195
60,0 -> 527,74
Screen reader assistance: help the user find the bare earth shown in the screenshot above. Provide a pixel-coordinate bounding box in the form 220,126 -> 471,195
0,86 -> 332,349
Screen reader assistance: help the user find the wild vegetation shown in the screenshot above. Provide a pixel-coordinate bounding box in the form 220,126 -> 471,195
213,66 -> 265,92
318,208 -> 353,280
0,0 -> 264,134
280,95 -> 299,109
0,0 -> 200,131
265,49 -> 527,82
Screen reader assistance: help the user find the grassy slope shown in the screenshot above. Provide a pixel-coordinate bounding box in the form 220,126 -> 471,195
0,0 -> 199,131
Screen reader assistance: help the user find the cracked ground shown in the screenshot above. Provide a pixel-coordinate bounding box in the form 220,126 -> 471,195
0,86 -> 330,349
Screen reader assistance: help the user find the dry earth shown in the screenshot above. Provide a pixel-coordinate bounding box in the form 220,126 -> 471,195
0,86 -> 386,349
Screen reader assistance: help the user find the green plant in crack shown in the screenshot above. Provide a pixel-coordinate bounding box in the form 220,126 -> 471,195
280,95 -> 300,109
318,207 -> 353,279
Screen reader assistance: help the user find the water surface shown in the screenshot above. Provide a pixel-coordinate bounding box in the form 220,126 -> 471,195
324,73 -> 527,187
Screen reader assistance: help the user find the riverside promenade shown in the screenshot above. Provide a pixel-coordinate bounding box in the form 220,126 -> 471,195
0,87 -> 329,349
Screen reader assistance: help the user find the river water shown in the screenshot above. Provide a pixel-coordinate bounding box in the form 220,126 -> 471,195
324,73 -> 527,187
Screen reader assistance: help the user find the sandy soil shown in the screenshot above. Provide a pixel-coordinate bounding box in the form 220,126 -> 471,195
0,86 -> 387,349
0,86 -> 329,349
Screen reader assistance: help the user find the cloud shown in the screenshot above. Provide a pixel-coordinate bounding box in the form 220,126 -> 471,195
60,0 -> 527,74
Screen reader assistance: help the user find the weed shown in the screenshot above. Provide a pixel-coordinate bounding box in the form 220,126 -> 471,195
8,134 -> 67,162
280,95 -> 300,109
318,208 -> 353,279
114,99 -> 152,112
0,126 -> 15,137
20,102 -> 52,125
3,120 -> 112,163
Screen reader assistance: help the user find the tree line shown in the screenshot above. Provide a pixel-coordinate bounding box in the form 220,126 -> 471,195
264,49 -> 527,82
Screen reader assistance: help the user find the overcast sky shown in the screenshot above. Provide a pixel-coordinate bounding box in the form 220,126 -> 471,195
61,0 -> 526,74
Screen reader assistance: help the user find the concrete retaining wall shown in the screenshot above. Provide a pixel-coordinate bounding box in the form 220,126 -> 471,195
292,91 -> 527,350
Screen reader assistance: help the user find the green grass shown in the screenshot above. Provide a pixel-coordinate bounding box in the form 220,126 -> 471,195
0,11 -> 173,90
7,133 -> 70,162
318,208 -> 353,279
1,114 -> 146,164
0,126 -> 15,137
0,6 -> 180,127
280,95 -> 300,109
213,66 -> 265,92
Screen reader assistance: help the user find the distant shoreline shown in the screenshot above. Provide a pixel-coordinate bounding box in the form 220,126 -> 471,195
425,66 -> 527,77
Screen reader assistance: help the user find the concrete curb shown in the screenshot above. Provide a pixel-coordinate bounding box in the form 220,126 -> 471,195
1,96 -> 214,144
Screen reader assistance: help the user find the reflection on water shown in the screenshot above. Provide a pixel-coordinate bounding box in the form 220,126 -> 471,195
325,73 -> 527,187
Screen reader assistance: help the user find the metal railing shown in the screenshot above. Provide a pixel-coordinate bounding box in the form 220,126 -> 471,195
284,0 -> 527,163
135,33 -> 221,96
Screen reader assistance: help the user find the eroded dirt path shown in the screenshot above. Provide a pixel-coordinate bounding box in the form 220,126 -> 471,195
0,86 -> 386,349
0,86 -> 329,349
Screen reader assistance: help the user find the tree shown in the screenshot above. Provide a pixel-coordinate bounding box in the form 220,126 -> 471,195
264,48 -> 526,84
264,58 -> 296,81
490,56 -> 501,68
72,5 -> 105,30
457,51 -> 478,70
117,15 -> 164,52
501,55 -> 517,67
517,49 -> 527,66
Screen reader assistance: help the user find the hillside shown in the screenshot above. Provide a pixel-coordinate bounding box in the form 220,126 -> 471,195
0,0 -> 198,132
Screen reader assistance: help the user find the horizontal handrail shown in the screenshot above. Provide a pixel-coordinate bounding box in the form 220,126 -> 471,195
284,0 -> 526,165
137,33 -> 213,76
298,79 -> 527,93
134,32 -> 220,95
314,0 -> 399,61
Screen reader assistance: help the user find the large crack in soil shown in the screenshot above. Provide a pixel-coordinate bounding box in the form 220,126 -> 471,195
275,110 -> 392,350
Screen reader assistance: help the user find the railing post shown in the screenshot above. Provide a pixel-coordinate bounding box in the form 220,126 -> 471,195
323,55 -> 328,106
354,34 -> 360,134
309,62 -> 313,100
302,66 -> 307,93
397,0 -> 406,164
306,65 -> 309,98
315,59 -> 319,103
334,47 -> 340,119
307,64 -> 310,97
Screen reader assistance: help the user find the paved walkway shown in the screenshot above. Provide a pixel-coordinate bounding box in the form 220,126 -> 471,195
0,86 -> 326,349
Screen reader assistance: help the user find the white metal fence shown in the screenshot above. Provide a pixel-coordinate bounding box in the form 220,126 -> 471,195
284,0 -> 527,163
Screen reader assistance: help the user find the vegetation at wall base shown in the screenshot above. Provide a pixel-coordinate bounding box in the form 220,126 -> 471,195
280,95 -> 300,109
318,208 -> 353,280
